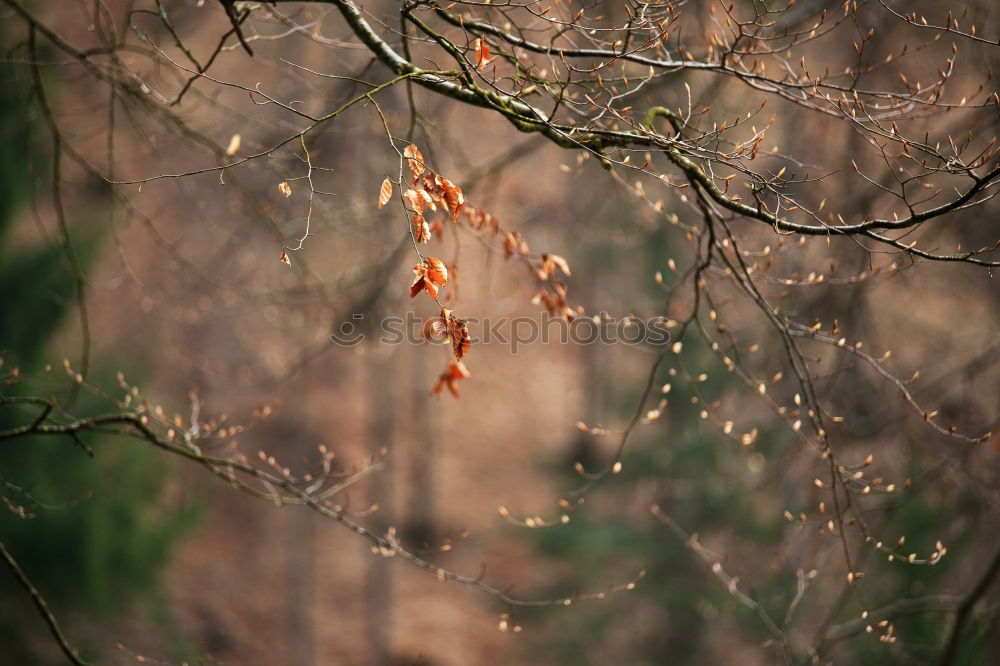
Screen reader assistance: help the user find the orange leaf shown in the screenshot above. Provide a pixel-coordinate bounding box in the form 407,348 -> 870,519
468,206 -> 494,233
432,361 -> 470,397
410,258 -> 448,299
413,213 -> 431,244
403,188 -> 424,214
541,253 -> 571,278
422,313 -> 449,343
278,181 -> 292,198
503,231 -> 528,258
411,275 -> 438,299
474,38 -> 491,70
533,284 -> 575,322
279,250 -> 291,266
411,262 -> 428,298
442,179 -> 465,222
447,312 -> 471,361
377,178 -> 393,209
225,133 -> 241,156
424,257 -> 449,286
404,144 -> 425,182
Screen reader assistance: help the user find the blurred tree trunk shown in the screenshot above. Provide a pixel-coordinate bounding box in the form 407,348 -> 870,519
287,501 -> 315,666
404,342 -> 439,546
366,344 -> 395,665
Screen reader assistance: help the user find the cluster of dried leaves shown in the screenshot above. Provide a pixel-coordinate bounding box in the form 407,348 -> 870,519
374,144 -> 582,396
371,142 -> 585,396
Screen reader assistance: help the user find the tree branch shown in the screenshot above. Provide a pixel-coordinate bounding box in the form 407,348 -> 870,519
0,541 -> 95,666
939,542 -> 1000,665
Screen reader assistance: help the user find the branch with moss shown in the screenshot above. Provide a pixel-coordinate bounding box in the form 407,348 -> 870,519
255,1 -> 1000,262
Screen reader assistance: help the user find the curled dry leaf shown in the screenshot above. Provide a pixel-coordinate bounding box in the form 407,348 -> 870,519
404,188 -> 432,243
377,178 -> 393,209
540,253 -> 571,278
425,257 -> 448,285
419,188 -> 435,210
432,361 -> 470,398
532,283 -> 575,322
413,213 -> 431,243
422,312 -> 449,343
503,231 -> 529,258
225,133 -> 241,156
467,206 -> 500,235
417,174 -> 463,221
278,181 -> 292,198
403,188 -> 424,214
410,257 -> 449,299
404,144 -> 425,182
442,179 -> 465,222
474,38 -> 491,70
447,311 -> 471,361
279,250 -> 291,266
420,174 -> 443,209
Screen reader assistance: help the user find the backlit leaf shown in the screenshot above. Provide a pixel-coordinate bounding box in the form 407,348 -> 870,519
432,361 -> 470,397
404,144 -> 425,182
377,178 -> 393,208
225,133 -> 241,156
474,38 -> 491,70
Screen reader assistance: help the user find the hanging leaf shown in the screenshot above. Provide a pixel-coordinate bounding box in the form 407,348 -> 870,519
225,133 -> 241,156
467,206 -> 498,235
279,250 -> 291,266
410,257 -> 449,299
432,361 -> 470,397
533,284 -> 575,321
413,213 -> 431,244
503,231 -> 529,258
549,254 -> 571,276
278,181 -> 292,198
540,253 -> 571,278
411,263 -> 434,299
422,311 -> 449,343
377,178 -> 393,209
425,256 -> 448,286
403,188 -> 424,214
442,179 -> 465,222
418,188 -> 436,210
404,144 -> 425,182
446,311 -> 471,361
474,38 -> 491,70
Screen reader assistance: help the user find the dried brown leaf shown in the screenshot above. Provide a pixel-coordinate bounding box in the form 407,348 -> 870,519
404,144 -> 425,182
377,178 -> 393,209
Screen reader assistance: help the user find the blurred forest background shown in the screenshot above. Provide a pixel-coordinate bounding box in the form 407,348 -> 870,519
1,1 -> 999,665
